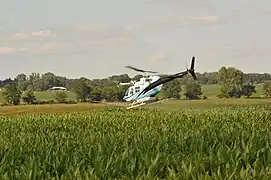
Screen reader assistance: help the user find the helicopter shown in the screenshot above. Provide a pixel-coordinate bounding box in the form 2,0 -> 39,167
121,56 -> 197,109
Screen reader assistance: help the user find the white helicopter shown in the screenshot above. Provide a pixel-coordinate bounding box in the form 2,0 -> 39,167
121,56 -> 197,109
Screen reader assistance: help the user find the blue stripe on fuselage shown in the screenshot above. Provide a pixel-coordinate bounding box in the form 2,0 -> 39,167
123,89 -> 161,101
136,89 -> 160,100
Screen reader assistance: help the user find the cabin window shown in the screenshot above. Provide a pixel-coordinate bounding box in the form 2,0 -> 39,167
130,87 -> 134,95
135,86 -> 140,93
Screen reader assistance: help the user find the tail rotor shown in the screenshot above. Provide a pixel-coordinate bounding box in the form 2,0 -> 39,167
187,56 -> 197,80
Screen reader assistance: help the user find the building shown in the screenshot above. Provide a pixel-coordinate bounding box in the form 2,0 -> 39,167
48,86 -> 66,91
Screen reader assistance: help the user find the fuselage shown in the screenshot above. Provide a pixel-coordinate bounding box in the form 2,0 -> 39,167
123,75 -> 163,102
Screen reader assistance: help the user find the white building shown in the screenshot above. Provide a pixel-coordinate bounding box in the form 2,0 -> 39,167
48,86 -> 66,91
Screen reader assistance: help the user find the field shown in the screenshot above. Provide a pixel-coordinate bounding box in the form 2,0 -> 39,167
1,99 -> 271,179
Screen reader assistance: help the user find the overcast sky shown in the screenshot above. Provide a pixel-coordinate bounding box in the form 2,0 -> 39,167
0,0 -> 270,79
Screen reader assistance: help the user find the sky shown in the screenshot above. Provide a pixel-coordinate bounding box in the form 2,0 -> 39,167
0,0 -> 271,79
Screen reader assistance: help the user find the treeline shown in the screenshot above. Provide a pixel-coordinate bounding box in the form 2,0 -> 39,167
1,66 -> 271,105
1,71 -> 271,90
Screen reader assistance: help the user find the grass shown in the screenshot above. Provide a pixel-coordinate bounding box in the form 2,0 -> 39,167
34,90 -> 77,101
1,98 -> 270,116
145,98 -> 271,111
0,90 -> 77,103
1,104 -> 271,179
200,84 -> 264,99
0,103 -> 123,116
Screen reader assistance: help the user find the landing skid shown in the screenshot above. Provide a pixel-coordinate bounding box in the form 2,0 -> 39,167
126,102 -> 146,109
126,99 -> 158,109
126,101 -> 147,109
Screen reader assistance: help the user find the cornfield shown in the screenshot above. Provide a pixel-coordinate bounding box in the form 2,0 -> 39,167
0,105 -> 271,179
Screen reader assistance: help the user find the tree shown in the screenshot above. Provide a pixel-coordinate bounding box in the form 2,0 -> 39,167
26,72 -> 41,91
0,78 -> 13,88
40,72 -> 57,90
54,91 -> 68,103
2,82 -> 22,105
202,72 -> 219,84
158,79 -> 182,99
228,85 -> 242,98
132,75 -> 143,81
4,66 -> 271,102
89,85 -> 127,102
109,74 -> 131,83
15,73 -> 28,91
218,67 -> 244,86
22,90 -> 36,104
89,87 -> 103,101
72,77 -> 91,102
241,84 -> 256,98
263,81 -> 271,97
183,81 -> 202,100
218,66 -> 244,98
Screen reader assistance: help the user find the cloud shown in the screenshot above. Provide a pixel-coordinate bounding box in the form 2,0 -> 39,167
68,14 -> 219,49
0,47 -> 16,55
149,52 -> 169,61
10,29 -> 56,40
71,24 -> 134,40
8,13 -> 219,43
37,43 -> 70,52
193,15 -> 218,23
4,14 -> 219,55
71,24 -> 110,33
143,0 -> 213,7
147,52 -> 170,66
119,15 -> 219,36
206,40 -> 269,61
0,47 -> 29,55
0,43 -> 71,56
231,7 -> 271,17
31,30 -> 55,37
157,15 -> 219,27
67,24 -> 136,51
10,33 -> 29,40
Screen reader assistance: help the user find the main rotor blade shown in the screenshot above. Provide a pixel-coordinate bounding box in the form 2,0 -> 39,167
125,66 -> 157,73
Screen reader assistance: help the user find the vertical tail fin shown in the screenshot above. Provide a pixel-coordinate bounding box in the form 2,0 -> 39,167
190,56 -> 195,70
188,56 -> 197,80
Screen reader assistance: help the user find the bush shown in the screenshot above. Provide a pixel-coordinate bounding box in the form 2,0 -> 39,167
54,91 -> 68,103
22,90 -> 36,104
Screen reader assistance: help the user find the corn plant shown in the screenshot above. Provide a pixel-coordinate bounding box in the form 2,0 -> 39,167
0,105 -> 271,179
